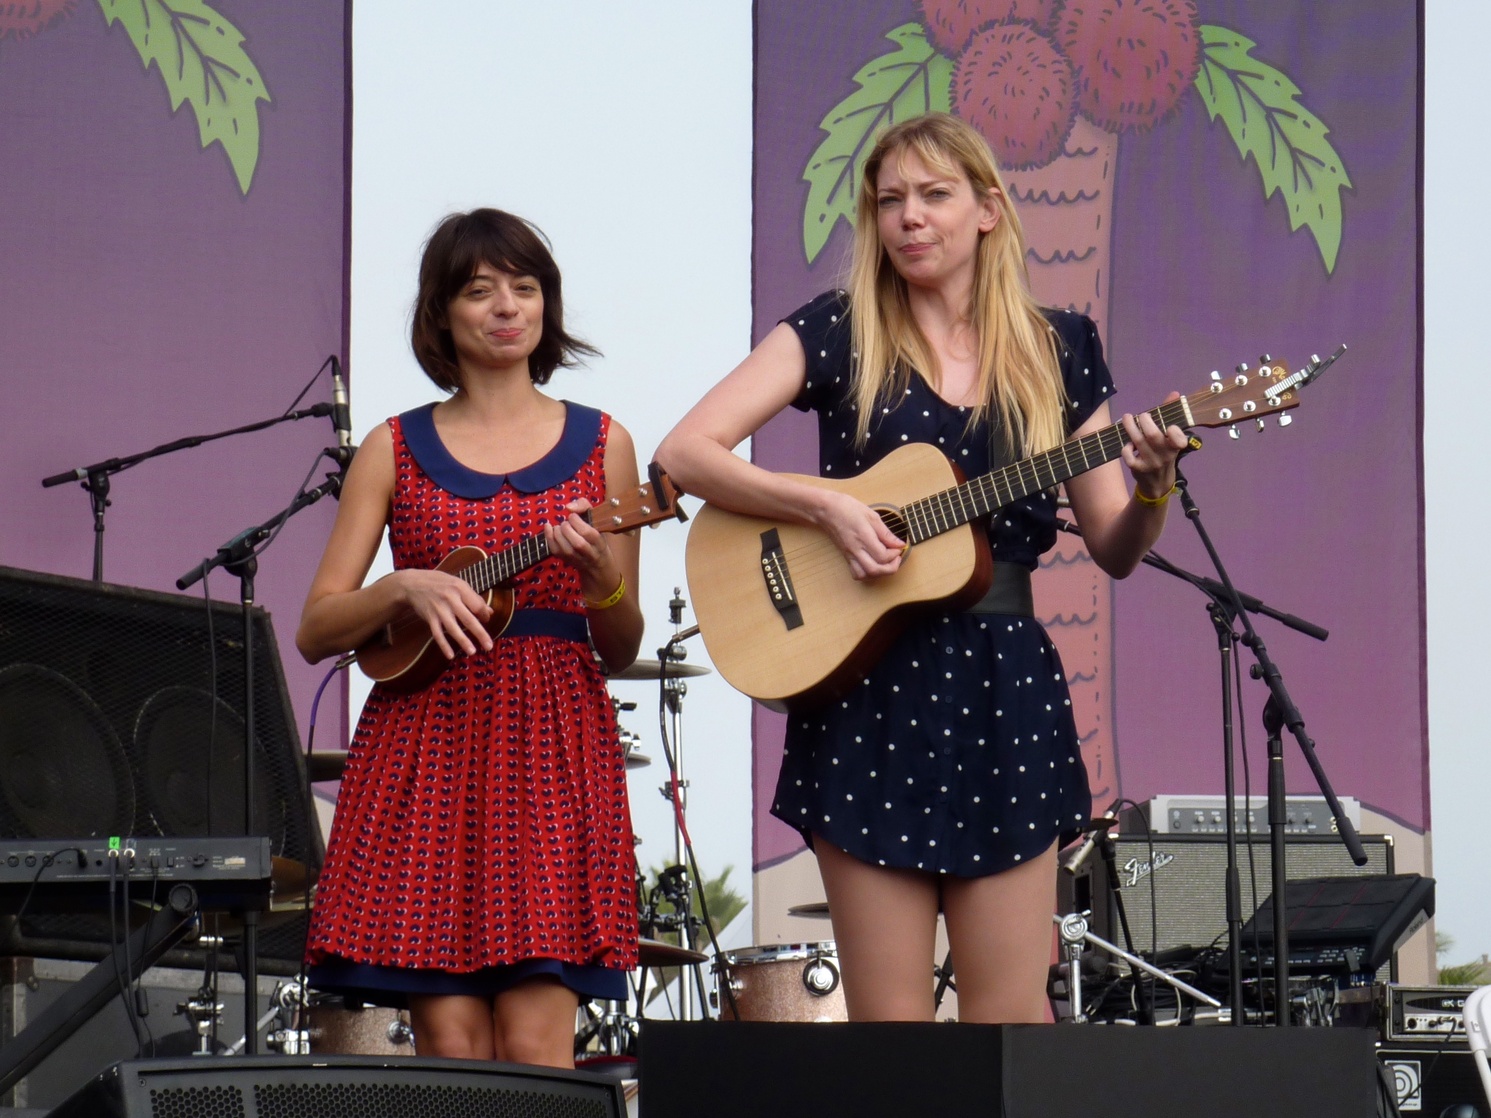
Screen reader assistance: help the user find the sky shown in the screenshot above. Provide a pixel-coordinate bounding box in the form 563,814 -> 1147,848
345,3 -> 1491,967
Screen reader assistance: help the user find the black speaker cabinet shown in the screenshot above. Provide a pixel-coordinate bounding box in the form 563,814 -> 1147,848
640,1021 -> 1380,1118
0,566 -> 322,970
1061,833 -> 1395,970
44,1055 -> 624,1118
1378,1045 -> 1488,1116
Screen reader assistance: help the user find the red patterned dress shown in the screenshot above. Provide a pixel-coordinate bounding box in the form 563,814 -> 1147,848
306,401 -> 637,1005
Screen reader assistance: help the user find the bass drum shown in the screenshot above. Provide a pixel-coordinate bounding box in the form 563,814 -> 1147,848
306,994 -> 416,1055
713,942 -> 845,1022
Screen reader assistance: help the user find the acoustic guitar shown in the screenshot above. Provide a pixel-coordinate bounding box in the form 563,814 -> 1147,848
685,354 -> 1341,710
355,466 -> 685,693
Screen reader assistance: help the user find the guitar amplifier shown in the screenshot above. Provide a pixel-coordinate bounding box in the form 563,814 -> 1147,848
1059,833 -> 1396,973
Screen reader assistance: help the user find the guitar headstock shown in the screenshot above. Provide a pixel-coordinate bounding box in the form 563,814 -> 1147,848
593,464 -> 689,533
1178,348 -> 1345,437
1182,359 -> 1299,432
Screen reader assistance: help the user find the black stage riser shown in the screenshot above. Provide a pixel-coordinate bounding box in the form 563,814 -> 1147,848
640,1021 -> 1381,1118
0,566 -> 322,969
43,1055 -> 624,1118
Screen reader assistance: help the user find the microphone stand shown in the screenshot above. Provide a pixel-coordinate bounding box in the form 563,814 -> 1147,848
176,460 -> 345,1054
1056,504 -> 1337,1027
1169,463 -> 1366,1026
41,403 -> 333,582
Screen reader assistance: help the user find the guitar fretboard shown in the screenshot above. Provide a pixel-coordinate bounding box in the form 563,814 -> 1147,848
896,399 -> 1190,544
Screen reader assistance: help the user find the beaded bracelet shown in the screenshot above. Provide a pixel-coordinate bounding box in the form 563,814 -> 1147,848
585,575 -> 626,610
1133,484 -> 1177,509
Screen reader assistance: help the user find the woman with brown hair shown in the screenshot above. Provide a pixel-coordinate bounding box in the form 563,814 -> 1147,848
297,208 -> 642,1066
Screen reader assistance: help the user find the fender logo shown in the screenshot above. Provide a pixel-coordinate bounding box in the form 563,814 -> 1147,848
1121,850 -> 1175,887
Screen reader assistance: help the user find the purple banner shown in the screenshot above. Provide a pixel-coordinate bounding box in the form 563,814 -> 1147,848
753,1 -> 1421,868
0,2 -> 350,748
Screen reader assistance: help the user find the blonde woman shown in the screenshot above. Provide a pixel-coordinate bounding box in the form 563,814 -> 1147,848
656,114 -> 1185,1023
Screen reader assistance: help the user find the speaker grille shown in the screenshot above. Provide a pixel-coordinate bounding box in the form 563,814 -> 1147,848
1076,833 -> 1393,958
47,1058 -> 625,1118
0,565 -> 322,968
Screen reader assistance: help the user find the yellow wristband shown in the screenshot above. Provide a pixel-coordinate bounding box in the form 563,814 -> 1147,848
584,575 -> 626,610
1133,484 -> 1176,509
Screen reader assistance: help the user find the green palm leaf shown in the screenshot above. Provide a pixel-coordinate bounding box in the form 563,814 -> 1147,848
801,23 -> 952,265
97,0 -> 271,194
1195,25 -> 1351,273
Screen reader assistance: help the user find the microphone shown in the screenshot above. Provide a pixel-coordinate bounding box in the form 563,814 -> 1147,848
1060,799 -> 1123,876
330,359 -> 353,460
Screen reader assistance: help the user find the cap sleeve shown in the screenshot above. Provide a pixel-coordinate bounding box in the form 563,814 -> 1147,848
1047,309 -> 1116,434
781,290 -> 852,413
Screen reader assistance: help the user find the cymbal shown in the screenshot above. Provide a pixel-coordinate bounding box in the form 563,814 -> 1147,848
787,902 -> 831,919
637,937 -> 708,967
624,751 -> 652,770
305,750 -> 350,782
271,856 -> 313,899
607,658 -> 711,681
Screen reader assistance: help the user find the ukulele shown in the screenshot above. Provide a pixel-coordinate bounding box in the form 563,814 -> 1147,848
354,465 -> 685,693
684,352 -> 1343,710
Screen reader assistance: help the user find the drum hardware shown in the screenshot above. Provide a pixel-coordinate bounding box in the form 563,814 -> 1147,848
1053,911 -> 1220,1023
606,658 -> 711,681
304,749 -> 350,783
787,901 -> 830,919
175,987 -> 225,1055
712,943 -> 846,1023
638,938 -> 709,968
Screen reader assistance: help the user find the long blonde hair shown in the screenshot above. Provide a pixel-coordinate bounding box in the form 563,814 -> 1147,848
846,113 -> 1066,456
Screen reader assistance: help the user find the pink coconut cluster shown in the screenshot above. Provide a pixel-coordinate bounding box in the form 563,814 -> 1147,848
0,0 -> 77,41
920,0 -> 1201,169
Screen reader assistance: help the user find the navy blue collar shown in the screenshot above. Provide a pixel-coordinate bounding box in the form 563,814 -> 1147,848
398,400 -> 602,498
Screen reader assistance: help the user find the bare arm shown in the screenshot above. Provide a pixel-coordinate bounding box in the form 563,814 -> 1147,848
1062,397 -> 1189,579
544,419 -> 645,671
295,422 -> 494,664
654,322 -> 905,580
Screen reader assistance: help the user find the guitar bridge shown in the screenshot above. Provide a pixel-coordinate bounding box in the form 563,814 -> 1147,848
760,528 -> 803,631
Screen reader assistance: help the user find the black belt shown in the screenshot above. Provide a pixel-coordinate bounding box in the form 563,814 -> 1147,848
965,562 -> 1034,617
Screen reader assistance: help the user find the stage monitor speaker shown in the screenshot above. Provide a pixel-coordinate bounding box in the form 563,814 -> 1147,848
0,565 -> 322,971
43,1055 -> 625,1118
1060,832 -> 1395,973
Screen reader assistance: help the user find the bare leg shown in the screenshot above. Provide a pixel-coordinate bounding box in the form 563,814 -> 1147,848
940,841 -> 1058,1023
814,837 -> 940,1021
492,976 -> 581,1068
408,994 -> 497,1060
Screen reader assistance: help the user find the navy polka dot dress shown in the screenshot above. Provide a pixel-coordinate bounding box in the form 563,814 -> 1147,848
306,402 -> 637,1002
770,292 -> 1114,877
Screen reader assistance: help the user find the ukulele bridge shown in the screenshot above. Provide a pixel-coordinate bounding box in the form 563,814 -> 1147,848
759,528 -> 804,631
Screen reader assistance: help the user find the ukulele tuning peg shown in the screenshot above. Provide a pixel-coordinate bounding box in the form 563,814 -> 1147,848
1235,362 -> 1249,374
1210,370 -> 1222,381
1278,413 -> 1292,427
1259,353 -> 1272,363
1229,425 -> 1240,440
1256,418 -> 1267,433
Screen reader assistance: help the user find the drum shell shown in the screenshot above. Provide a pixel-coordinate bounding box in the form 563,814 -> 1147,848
305,996 -> 415,1055
713,942 -> 845,1023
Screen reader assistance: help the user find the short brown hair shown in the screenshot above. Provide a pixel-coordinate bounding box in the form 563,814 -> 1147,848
410,208 -> 599,391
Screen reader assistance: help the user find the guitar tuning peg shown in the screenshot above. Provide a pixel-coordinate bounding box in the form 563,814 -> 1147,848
1278,413 -> 1292,427
1229,425 -> 1240,440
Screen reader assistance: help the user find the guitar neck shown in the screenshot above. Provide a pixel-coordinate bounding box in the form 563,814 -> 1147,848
899,398 -> 1190,543
456,512 -> 591,594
